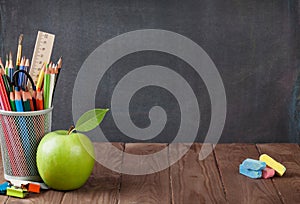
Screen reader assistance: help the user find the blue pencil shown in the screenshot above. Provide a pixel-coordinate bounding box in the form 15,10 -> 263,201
15,87 -> 32,174
18,57 -> 25,88
8,52 -> 14,83
14,87 -> 24,112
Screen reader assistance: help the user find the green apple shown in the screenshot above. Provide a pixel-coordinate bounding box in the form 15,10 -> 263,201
36,129 -> 95,190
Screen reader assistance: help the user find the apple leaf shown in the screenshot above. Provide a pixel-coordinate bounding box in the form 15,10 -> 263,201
74,108 -> 109,133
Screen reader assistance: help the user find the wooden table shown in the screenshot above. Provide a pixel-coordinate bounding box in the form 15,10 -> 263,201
0,143 -> 299,203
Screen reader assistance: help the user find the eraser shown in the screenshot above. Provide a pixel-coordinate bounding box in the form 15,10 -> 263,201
239,165 -> 262,179
262,167 -> 275,179
241,158 -> 266,171
6,186 -> 27,198
259,154 -> 286,176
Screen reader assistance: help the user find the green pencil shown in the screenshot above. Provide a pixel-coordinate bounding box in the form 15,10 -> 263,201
22,91 -> 31,111
9,91 -> 16,111
43,64 -> 51,109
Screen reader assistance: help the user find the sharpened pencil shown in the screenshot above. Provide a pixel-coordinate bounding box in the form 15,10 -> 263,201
9,90 -> 16,111
36,64 -> 45,91
22,91 -> 31,111
14,87 -> 23,112
5,54 -> 8,75
8,52 -> 14,83
43,63 -> 50,109
36,90 -> 43,110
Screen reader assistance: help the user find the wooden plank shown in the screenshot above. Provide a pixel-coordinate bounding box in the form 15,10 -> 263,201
214,144 -> 282,204
169,143 -> 226,204
256,143 -> 300,204
7,190 -> 65,204
119,143 -> 170,204
61,142 -> 124,204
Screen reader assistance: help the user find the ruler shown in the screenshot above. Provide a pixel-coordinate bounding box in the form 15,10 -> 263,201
29,31 -> 55,86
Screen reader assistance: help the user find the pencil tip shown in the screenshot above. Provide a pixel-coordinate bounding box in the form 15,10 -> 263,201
57,57 -> 62,68
18,34 -> 24,44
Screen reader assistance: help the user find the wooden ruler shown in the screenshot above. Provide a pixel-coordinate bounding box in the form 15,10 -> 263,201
29,31 -> 55,86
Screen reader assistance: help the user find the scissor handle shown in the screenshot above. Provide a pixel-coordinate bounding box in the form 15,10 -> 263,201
12,70 -> 36,91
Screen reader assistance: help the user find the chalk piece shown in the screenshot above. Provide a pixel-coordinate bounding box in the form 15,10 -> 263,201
241,158 -> 266,171
0,182 -> 10,195
27,183 -> 40,193
239,165 -> 262,179
259,154 -> 286,176
262,167 -> 275,179
6,186 -> 27,198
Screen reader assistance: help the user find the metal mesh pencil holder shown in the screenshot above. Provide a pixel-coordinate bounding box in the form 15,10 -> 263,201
0,107 -> 52,182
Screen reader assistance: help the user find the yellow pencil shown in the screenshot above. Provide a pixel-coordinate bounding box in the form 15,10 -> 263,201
36,64 -> 45,91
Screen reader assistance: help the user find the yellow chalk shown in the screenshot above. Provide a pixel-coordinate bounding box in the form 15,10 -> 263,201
259,154 -> 286,176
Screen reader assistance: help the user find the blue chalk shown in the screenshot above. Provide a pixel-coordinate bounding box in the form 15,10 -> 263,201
239,165 -> 262,179
241,158 -> 266,171
0,182 -> 10,195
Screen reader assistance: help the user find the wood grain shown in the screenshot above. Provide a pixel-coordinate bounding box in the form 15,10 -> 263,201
119,143 -> 170,204
7,190 -> 65,204
169,143 -> 226,204
257,143 -> 300,204
1,143 -> 299,203
60,143 -> 124,204
214,143 -> 282,204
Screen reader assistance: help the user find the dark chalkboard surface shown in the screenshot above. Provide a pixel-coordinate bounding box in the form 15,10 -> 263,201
0,0 -> 299,143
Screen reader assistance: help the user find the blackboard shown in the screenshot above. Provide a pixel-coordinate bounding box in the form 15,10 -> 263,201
0,0 -> 299,143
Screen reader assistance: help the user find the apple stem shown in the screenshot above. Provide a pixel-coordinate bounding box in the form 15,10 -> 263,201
68,125 -> 75,135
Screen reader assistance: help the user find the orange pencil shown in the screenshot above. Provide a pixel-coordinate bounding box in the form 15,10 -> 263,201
31,89 -> 37,111
36,90 -> 43,110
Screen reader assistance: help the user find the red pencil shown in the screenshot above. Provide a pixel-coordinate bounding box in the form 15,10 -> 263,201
26,91 -> 34,111
0,72 -> 11,111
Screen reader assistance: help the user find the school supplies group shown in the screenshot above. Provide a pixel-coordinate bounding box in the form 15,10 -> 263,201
239,154 -> 286,179
0,32 -> 62,112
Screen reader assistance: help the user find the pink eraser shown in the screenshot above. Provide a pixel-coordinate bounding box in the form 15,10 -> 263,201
262,167 -> 275,179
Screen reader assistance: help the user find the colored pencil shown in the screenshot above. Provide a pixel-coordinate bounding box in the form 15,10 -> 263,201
0,58 -> 4,69
9,90 -> 16,111
26,91 -> 34,111
43,64 -> 50,109
23,58 -> 30,88
14,87 -> 23,112
18,57 -> 25,88
0,71 -> 11,111
49,63 -> 56,108
5,54 -> 8,75
36,90 -> 43,110
22,91 -> 31,111
36,64 -> 45,91
8,52 -> 14,83
52,57 -> 62,102
0,68 -> 10,96
31,89 -> 37,111
0,116 -> 18,175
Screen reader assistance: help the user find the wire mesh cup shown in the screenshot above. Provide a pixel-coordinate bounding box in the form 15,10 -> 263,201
0,107 -> 52,182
